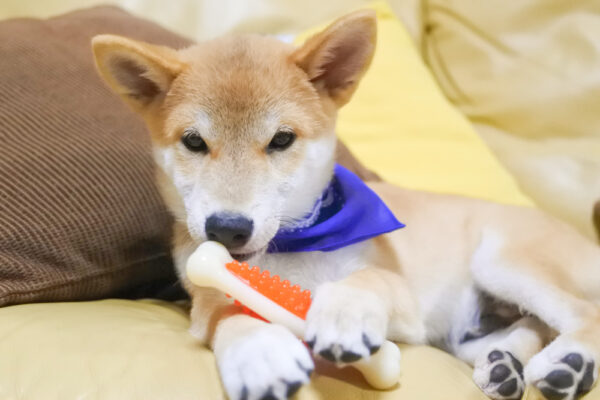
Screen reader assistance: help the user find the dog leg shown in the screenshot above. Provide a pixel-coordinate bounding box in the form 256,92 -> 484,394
456,317 -> 549,400
305,267 -> 425,364
213,314 -> 314,400
471,236 -> 600,400
186,285 -> 314,400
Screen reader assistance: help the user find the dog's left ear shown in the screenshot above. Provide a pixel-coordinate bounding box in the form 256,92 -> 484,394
92,34 -> 185,113
293,10 -> 377,107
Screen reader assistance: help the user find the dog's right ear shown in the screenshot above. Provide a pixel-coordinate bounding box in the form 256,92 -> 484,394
92,35 -> 185,112
292,10 -> 377,108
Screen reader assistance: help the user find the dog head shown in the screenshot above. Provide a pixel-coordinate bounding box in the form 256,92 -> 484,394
92,10 -> 376,258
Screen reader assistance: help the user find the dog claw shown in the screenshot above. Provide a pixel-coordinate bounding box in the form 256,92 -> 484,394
340,350 -> 362,363
286,381 -> 303,398
362,333 -> 381,355
318,348 -> 336,362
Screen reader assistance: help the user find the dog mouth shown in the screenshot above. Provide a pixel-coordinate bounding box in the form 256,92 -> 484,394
229,251 -> 256,261
229,246 -> 266,262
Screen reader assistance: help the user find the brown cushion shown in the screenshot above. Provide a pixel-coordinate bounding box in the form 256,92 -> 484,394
0,7 -> 189,306
0,6 -> 376,307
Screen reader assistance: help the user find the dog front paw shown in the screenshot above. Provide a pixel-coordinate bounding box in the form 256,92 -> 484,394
305,282 -> 387,364
215,317 -> 313,400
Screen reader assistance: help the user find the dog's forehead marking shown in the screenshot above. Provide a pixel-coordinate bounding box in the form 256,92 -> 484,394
264,110 -> 282,132
193,109 -> 213,137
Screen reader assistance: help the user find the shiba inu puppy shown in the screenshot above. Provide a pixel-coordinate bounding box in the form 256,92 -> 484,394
92,10 -> 600,400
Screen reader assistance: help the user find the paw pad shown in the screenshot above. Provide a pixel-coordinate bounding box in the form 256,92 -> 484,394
545,370 -> 574,388
490,364 -> 512,383
535,351 -> 596,400
497,378 -> 518,397
577,361 -> 595,393
561,353 -> 583,372
474,349 -> 525,400
489,350 -> 505,363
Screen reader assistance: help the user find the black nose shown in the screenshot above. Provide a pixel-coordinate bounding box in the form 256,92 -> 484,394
205,213 -> 254,249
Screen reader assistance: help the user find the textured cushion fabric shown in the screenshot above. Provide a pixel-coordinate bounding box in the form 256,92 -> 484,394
419,0 -> 600,239
0,6 -> 376,307
0,6 -> 189,306
297,2 -> 532,207
0,299 -> 488,400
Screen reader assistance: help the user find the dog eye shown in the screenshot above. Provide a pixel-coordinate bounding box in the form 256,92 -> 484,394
182,130 -> 208,153
267,130 -> 296,153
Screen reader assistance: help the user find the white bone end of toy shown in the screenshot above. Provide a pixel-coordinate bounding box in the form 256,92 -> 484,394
354,340 -> 401,389
186,241 -> 234,288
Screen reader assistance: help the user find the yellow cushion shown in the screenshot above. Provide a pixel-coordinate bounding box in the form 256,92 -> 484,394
297,1 -> 532,207
3,300 -> 599,399
0,299 -> 487,400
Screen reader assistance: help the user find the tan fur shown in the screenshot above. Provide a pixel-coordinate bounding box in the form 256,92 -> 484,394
93,10 -> 599,400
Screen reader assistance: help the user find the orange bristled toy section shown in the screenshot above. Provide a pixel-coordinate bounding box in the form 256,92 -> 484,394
225,260 -> 312,321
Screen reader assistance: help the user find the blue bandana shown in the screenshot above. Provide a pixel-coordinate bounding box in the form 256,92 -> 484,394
267,164 -> 405,253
